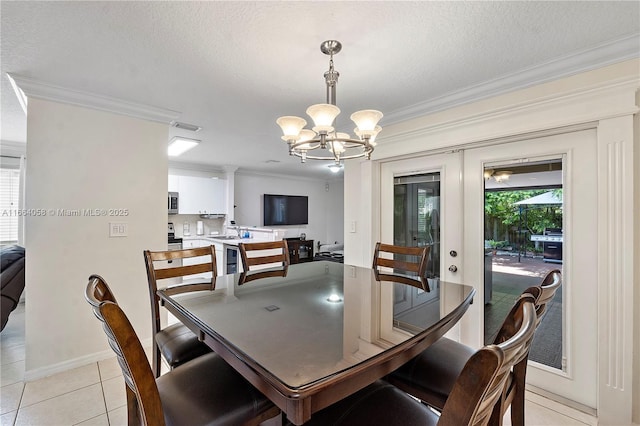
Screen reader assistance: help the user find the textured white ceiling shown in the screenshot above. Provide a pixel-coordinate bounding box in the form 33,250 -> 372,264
1,1 -> 638,178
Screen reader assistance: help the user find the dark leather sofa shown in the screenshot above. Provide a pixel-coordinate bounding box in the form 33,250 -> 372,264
1,245 -> 25,331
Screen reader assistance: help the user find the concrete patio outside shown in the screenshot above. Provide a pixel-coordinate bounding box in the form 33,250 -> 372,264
486,253 -> 563,369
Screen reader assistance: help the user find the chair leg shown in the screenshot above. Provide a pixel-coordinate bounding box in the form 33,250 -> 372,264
126,386 -> 141,426
152,345 -> 161,378
510,361 -> 528,426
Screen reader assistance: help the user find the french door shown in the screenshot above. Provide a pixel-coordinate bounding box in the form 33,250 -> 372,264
379,128 -> 598,410
463,129 -> 597,409
380,152 -> 467,339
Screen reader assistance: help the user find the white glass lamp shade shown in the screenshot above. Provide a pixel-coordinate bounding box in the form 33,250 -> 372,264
276,116 -> 307,141
306,104 -> 340,133
329,140 -> 345,154
350,110 -> 383,138
296,129 -> 316,150
355,125 -> 381,146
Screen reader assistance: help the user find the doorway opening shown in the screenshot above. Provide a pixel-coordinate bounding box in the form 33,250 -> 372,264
483,159 -> 564,370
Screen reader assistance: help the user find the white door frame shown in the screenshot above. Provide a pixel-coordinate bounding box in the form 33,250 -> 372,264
345,69 -> 637,423
462,129 -> 598,409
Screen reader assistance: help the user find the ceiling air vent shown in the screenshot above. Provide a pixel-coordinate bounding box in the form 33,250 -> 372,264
171,121 -> 201,132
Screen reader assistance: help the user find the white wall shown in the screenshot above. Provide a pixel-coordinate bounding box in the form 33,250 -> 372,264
24,98 -> 168,378
234,171 -> 343,246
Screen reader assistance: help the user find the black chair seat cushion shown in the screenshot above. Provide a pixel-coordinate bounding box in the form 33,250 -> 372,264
388,337 -> 474,408
289,380 -> 438,426
0,245 -> 25,272
1,245 -> 25,331
155,323 -> 212,368
158,352 -> 275,426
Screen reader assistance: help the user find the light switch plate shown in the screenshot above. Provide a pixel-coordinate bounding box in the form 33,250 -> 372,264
109,222 -> 128,237
350,221 -> 356,233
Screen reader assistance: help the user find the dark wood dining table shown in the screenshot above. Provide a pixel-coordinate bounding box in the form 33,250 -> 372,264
157,261 -> 475,425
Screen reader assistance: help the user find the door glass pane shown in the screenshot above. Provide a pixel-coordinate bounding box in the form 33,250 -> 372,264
483,160 -> 564,370
392,173 -> 440,323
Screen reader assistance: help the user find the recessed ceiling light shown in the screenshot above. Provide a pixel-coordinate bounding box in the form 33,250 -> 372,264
168,137 -> 199,156
170,121 -> 201,132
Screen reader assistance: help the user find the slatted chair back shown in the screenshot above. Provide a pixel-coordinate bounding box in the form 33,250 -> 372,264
495,269 -> 562,426
143,246 -> 217,376
533,268 -> 562,322
372,242 -> 431,291
438,296 -> 537,426
239,240 -> 290,272
238,267 -> 288,285
85,274 -> 165,426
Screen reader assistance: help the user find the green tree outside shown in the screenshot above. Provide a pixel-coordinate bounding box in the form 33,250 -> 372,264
485,189 -> 562,253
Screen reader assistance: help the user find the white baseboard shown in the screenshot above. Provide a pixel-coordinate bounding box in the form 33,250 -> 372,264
24,337 -> 153,382
526,384 -> 598,425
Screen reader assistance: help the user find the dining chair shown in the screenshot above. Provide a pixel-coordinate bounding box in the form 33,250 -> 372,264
291,295 -> 537,426
143,246 -> 217,377
386,269 -> 562,426
238,266 -> 288,285
239,240 -> 290,272
372,242 -> 431,291
85,274 -> 280,426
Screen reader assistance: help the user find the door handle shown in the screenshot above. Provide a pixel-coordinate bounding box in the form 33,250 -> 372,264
448,265 -> 458,273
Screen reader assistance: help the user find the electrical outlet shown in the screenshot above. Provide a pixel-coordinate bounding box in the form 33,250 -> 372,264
350,221 -> 356,233
109,222 -> 128,237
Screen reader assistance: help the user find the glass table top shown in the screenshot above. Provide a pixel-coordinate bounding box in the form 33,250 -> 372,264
159,261 -> 474,390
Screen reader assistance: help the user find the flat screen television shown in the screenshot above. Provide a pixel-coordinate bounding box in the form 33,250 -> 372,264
263,194 -> 308,226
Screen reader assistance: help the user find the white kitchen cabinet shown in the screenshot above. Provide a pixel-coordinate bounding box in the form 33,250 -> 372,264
170,175 -> 226,215
168,175 -> 179,192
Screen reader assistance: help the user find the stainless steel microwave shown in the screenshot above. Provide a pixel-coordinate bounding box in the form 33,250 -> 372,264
168,192 -> 179,214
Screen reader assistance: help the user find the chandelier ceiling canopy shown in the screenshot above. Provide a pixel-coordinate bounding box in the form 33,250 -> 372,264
276,40 -> 383,166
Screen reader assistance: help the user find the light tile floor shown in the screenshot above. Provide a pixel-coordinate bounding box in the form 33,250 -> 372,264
2,302 -> 600,425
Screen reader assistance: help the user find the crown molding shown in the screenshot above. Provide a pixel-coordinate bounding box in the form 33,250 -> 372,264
372,73 -> 638,163
168,160 -> 226,178
384,34 -> 640,126
6,73 -> 180,124
235,168 -> 334,182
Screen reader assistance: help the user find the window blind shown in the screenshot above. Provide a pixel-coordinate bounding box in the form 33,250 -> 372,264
0,168 -> 20,243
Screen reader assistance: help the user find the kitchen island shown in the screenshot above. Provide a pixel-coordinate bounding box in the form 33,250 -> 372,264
183,226 -> 285,274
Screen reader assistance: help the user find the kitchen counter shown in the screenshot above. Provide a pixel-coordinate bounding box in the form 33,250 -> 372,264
182,226 -> 285,247
182,235 -> 249,246
183,234 -> 286,246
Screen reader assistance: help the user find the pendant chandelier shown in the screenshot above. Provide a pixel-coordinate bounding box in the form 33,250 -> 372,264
276,40 -> 383,165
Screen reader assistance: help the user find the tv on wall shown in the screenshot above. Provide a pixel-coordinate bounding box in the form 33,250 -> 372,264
263,194 -> 308,226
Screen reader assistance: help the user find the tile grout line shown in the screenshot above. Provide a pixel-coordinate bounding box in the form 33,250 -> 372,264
12,382 -> 26,426
18,380 -> 103,410
96,361 -> 112,426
